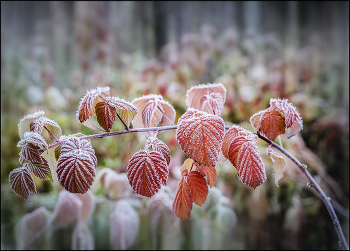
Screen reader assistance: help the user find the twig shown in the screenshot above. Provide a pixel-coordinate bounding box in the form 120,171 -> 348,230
256,132 -> 349,250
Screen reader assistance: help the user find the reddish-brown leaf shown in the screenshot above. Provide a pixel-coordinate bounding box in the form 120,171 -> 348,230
21,143 -> 45,164
77,86 -> 110,123
195,163 -> 217,188
186,170 -> 208,206
9,167 -> 37,201
145,137 -> 171,165
270,98 -> 303,138
259,107 -> 286,141
95,101 -> 117,132
228,136 -> 247,167
172,174 -> 193,220
60,136 -> 97,166
25,161 -> 52,181
222,126 -> 244,159
127,150 -> 169,197
57,151 -> 96,194
176,109 -> 225,166
236,140 -> 266,189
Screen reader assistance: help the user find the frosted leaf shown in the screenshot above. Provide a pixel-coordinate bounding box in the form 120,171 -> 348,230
270,98 -> 303,138
236,140 -> 266,189
259,107 -> 286,141
195,162 -> 217,188
172,171 -> 193,220
145,136 -> 171,165
200,92 -> 225,116
221,125 -> 245,159
17,132 -> 48,149
41,144 -> 61,181
21,143 -> 45,164
76,86 -> 110,123
176,108 -> 225,166
127,150 -> 169,197
95,100 -> 117,132
15,207 -> 51,250
142,100 -> 163,128
267,147 -> 287,187
51,190 -> 83,228
109,96 -> 138,127
227,136 -> 247,167
187,170 -> 209,206
132,94 -> 175,136
9,167 -> 37,201
72,221 -> 94,250
76,191 -> 95,221
30,116 -> 62,144
60,136 -> 97,166
249,110 -> 265,132
110,200 -> 139,250
57,151 -> 96,194
186,83 -> 226,111
25,161 -> 52,181
18,110 -> 45,140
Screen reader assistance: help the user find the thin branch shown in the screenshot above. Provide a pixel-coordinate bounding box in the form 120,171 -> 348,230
157,105 -> 174,126
256,133 -> 349,250
116,112 -> 129,131
44,126 -> 59,142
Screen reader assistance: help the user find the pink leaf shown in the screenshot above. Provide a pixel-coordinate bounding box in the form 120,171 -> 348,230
51,190 -> 83,228
200,92 -> 225,116
76,191 -> 95,221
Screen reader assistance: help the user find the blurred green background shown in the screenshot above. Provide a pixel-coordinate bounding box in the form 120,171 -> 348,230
1,1 -> 349,250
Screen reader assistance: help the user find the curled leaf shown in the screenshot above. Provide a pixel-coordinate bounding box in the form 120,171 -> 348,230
127,150 -> 169,197
132,94 -> 176,136
109,97 -> 138,127
18,110 -> 45,140
9,167 -> 37,201
95,100 -> 117,132
176,108 -> 225,166
21,143 -> 45,164
195,162 -> 217,188
17,132 -> 48,149
267,147 -> 287,187
200,92 -> 225,116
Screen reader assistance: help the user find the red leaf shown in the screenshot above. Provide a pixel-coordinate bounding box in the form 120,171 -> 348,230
76,86 -> 110,123
60,136 -> 97,166
127,150 -> 169,197
172,175 -> 193,220
228,136 -> 247,167
145,137 -> 171,165
270,98 -> 303,138
9,167 -> 37,201
95,101 -> 117,132
222,126 -> 244,159
224,125 -> 266,189
25,161 -> 52,181
259,107 -> 286,141
187,170 -> 208,206
57,151 -> 96,194
196,163 -> 217,188
176,109 -> 225,166
21,143 -> 45,164
236,140 -> 266,189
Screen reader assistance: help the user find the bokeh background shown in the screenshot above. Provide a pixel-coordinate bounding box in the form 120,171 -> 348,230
1,1 -> 349,250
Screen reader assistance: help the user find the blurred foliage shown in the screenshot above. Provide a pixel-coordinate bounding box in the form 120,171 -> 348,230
1,3 -> 349,250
